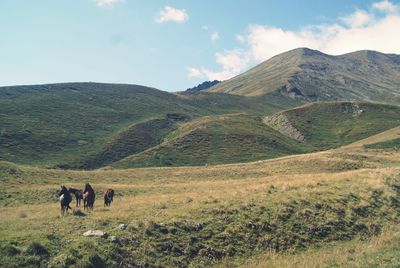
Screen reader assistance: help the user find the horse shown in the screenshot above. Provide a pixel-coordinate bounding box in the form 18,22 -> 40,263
59,185 -> 72,215
68,188 -> 84,207
83,183 -> 95,211
104,189 -> 115,207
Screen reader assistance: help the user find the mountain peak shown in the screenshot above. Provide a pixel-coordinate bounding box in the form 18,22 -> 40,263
275,47 -> 328,58
208,48 -> 400,102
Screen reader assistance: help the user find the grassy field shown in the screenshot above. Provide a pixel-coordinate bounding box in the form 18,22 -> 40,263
1,128 -> 399,267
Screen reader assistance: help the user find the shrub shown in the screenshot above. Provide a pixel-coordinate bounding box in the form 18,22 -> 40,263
26,242 -> 49,258
1,245 -> 21,256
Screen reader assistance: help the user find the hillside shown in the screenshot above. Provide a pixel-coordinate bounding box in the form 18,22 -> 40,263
112,113 -> 313,168
209,48 -> 400,103
1,131 -> 400,267
113,102 -> 400,168
0,83 -> 300,168
264,102 -> 400,150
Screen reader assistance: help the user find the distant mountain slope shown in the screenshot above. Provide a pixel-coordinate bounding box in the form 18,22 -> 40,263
186,80 -> 220,92
112,113 -> 313,168
344,125 -> 400,148
0,82 -> 300,167
209,48 -> 400,104
264,102 -> 400,150
113,102 -> 400,168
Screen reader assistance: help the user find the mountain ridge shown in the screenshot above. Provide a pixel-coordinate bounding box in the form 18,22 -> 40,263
208,48 -> 400,104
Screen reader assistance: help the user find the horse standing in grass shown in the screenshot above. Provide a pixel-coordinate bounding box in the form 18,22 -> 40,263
68,188 -> 84,207
59,185 -> 72,215
104,189 -> 115,207
83,183 -> 95,211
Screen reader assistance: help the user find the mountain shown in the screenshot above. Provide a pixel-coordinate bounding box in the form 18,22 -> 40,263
0,82 -> 299,168
113,101 -> 400,168
186,80 -> 221,92
2,48 -> 400,169
208,48 -> 400,104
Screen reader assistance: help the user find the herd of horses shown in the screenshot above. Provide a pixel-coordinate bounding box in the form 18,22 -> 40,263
58,183 -> 114,215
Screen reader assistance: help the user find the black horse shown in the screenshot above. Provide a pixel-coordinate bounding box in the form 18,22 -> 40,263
68,188 -> 84,207
104,189 -> 115,207
83,183 -> 96,210
59,185 -> 72,215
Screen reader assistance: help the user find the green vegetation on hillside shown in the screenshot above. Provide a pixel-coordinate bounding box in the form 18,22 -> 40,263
364,138 -> 400,150
266,102 -> 400,150
113,113 -> 313,168
0,83 -> 301,168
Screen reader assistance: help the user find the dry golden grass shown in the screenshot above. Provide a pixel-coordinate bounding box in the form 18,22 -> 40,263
0,136 -> 399,267
238,225 -> 400,268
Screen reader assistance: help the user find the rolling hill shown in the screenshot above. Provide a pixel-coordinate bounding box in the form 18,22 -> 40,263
112,113 -> 313,168
208,48 -> 400,103
1,48 -> 400,169
113,102 -> 400,168
264,102 -> 400,149
0,82 -> 300,168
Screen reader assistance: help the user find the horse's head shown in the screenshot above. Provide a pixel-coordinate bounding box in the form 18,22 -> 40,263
84,183 -> 92,193
59,185 -> 68,196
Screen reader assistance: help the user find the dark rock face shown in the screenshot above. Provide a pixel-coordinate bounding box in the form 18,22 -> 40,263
186,80 -> 221,92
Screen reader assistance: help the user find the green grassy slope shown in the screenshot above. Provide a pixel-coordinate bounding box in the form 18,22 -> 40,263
265,102 -> 400,150
113,113 -> 315,168
365,138 -> 400,150
209,48 -> 400,104
0,83 -> 301,167
62,114 -> 190,169
115,102 -> 400,168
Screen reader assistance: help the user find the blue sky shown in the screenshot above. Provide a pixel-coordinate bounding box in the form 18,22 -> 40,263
1,0 -> 399,91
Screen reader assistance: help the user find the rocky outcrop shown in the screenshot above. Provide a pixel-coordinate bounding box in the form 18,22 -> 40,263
263,114 -> 306,142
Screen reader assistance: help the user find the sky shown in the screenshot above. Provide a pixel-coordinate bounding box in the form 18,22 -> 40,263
1,0 -> 400,91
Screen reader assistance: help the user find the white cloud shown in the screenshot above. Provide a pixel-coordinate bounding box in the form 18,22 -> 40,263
236,34 -> 246,43
93,0 -> 124,7
373,0 -> 398,13
341,10 -> 373,28
156,6 -> 189,23
187,67 -> 203,78
211,32 -> 220,41
187,50 -> 249,81
202,25 -> 209,31
188,0 -> 400,81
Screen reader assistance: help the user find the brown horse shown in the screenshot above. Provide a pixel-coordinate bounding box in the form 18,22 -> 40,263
104,189 -> 114,207
68,188 -> 83,207
59,185 -> 72,215
83,183 -> 96,210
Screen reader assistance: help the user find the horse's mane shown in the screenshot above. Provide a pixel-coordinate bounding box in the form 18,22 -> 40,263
84,183 -> 94,194
59,186 -> 69,196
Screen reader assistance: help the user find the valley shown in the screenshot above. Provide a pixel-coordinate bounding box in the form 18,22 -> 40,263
1,47 -> 400,267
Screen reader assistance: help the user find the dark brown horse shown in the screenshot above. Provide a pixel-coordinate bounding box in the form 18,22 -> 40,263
104,189 -> 114,207
68,188 -> 83,207
59,185 -> 72,215
83,183 -> 95,210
